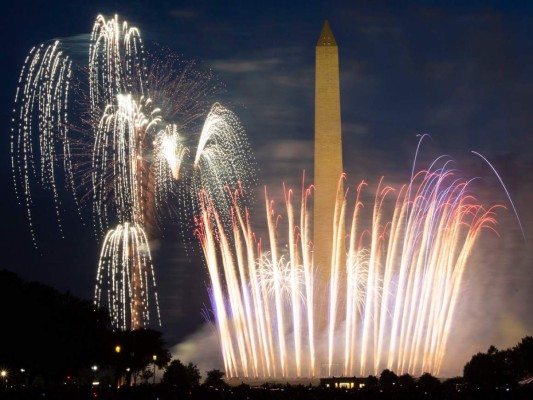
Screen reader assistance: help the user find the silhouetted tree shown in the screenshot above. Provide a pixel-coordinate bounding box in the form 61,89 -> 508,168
463,345 -> 515,387
203,369 -> 228,389
511,336 -> 533,379
162,359 -> 200,396
442,376 -> 464,396
418,372 -> 441,394
396,374 -> 416,395
379,368 -> 398,390
111,328 -> 171,384
366,374 -> 379,389
398,373 -> 416,390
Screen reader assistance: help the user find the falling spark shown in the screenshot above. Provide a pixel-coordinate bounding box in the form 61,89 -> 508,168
95,222 -> 161,330
192,102 -> 257,224
154,124 -> 189,204
11,41 -> 73,244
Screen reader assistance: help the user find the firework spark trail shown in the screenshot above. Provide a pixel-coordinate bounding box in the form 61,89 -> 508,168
231,200 -> 260,377
192,102 -> 257,223
231,197 -> 270,376
327,174 -> 347,376
196,193 -> 239,376
157,124 -> 188,180
284,185 -> 302,376
92,94 -> 161,229
264,189 -> 288,377
300,178 -> 316,376
376,184 -> 406,374
89,14 -> 145,114
95,222 -> 161,330
197,158 -> 502,378
471,151 -> 526,242
11,41 -> 73,244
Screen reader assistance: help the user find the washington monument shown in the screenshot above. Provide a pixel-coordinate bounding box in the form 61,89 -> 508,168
313,20 -> 345,329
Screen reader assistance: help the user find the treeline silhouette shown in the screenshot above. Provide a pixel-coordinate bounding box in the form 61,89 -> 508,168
1,269 -> 532,399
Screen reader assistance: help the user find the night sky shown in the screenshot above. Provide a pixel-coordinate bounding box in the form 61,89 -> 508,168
1,0 -> 532,377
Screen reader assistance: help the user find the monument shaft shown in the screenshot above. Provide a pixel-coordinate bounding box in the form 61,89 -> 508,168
314,21 -> 345,330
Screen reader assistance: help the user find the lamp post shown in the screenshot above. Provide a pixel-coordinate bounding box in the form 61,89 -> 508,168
91,365 -> 98,387
115,345 -> 122,388
1,370 -> 7,390
152,355 -> 157,384
20,369 -> 27,388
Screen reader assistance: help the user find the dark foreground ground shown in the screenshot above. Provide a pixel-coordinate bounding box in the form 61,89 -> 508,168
1,383 -> 532,400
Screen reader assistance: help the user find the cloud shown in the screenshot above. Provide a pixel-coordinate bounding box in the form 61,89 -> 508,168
169,9 -> 199,20
343,122 -> 370,137
210,46 -> 307,74
256,139 -> 312,162
211,58 -> 283,73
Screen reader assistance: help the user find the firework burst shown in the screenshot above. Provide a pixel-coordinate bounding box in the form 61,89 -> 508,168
10,14 -> 254,331
95,222 -> 161,331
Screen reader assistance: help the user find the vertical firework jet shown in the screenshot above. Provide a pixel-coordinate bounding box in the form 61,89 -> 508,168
195,157 -> 503,378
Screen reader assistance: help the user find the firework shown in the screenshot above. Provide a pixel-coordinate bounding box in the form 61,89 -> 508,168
195,157 -> 503,378
95,222 -> 161,331
11,41 -> 73,244
154,124 -> 188,199
191,102 -> 257,221
10,14 -> 245,331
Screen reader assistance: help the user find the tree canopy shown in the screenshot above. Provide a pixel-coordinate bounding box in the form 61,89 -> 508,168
463,336 -> 533,388
0,269 -> 110,382
162,359 -> 201,395
203,369 -> 228,389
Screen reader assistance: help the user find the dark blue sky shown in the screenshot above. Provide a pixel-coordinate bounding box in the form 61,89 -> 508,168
1,0 -> 532,376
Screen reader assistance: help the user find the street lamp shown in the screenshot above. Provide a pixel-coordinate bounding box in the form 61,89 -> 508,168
1,370 -> 7,390
152,355 -> 157,384
91,365 -> 99,387
115,345 -> 122,388
20,368 -> 27,388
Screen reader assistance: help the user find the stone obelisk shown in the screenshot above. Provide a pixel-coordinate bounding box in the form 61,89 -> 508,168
313,20 -> 344,331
